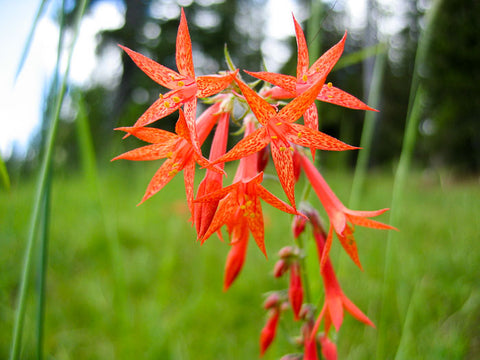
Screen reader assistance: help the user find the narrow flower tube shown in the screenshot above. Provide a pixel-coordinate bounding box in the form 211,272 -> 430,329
300,153 -> 396,269
194,109 -> 230,239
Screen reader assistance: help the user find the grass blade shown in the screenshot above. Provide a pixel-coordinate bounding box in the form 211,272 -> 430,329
75,93 -> 129,336
14,0 -> 50,82
376,0 -> 443,358
34,172 -> 51,360
0,152 -> 10,190
9,1 -> 89,359
349,45 -> 387,208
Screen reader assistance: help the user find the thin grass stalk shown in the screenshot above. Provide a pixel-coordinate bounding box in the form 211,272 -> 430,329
9,1 -> 88,359
307,0 -> 322,65
349,46 -> 387,209
0,152 -> 10,190
394,278 -> 423,359
14,0 -> 50,82
34,172 -> 51,360
376,0 -> 442,357
75,95 -> 129,334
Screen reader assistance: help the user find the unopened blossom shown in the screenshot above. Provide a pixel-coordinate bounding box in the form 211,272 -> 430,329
193,96 -> 232,238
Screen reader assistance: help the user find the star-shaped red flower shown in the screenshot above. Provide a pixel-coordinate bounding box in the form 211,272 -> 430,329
112,105 -> 221,210
246,15 -> 375,134
211,76 -> 357,208
119,8 -> 237,149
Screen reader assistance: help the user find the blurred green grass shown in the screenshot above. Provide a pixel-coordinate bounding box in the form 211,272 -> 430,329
1,164 -> 479,359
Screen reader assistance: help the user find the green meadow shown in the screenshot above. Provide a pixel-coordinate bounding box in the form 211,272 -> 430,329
2,163 -> 479,359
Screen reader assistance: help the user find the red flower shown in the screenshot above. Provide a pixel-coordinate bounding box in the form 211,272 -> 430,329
223,224 -> 249,291
193,97 -> 231,238
288,261 -> 303,320
112,105 -> 221,209
196,118 -> 300,256
119,8 -> 237,150
211,77 -> 356,208
300,153 -> 396,269
311,224 -> 374,335
260,308 -> 280,356
247,15 -> 375,135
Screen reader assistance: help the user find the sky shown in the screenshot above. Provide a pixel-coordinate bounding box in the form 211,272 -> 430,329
0,0 -> 400,161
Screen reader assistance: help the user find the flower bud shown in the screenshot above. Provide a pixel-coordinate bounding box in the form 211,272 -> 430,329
263,292 -> 281,310
289,262 -> 304,320
260,309 -> 280,356
273,259 -> 288,278
292,214 -> 308,239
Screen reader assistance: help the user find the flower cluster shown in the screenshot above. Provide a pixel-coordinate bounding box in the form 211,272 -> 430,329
113,8 -> 395,358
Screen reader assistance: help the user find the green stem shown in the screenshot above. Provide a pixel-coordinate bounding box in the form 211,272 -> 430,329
349,46 -> 387,209
35,172 -> 51,360
9,1 -> 88,359
376,0 -> 442,357
0,152 -> 10,191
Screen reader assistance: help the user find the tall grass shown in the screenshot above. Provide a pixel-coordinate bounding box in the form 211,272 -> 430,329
376,0 -> 443,358
9,1 -> 88,359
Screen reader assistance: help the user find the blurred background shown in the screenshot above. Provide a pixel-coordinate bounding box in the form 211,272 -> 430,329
1,0 -> 479,359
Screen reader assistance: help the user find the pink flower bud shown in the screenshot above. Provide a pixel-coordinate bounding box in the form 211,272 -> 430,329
273,259 -> 288,278
278,246 -> 295,259
292,214 -> 308,239
263,292 -> 281,310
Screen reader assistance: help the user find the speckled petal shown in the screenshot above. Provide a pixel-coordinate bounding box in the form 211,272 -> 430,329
347,214 -> 396,230
277,76 -> 325,124
114,126 -> 178,144
196,71 -> 238,98
176,8 -> 195,79
337,224 -> 362,270
318,85 -> 377,111
212,127 -> 269,165
256,184 -> 298,215
293,14 -> 309,79
246,195 -> 266,256
131,92 -> 183,129
270,140 -> 296,208
307,32 -> 347,82
118,45 -> 181,89
111,142 -> 177,162
234,77 -> 277,126
139,158 -> 182,204
244,71 -> 297,96
287,123 -> 358,151
183,160 -> 196,215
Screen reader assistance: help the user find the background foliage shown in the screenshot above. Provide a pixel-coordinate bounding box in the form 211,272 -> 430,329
2,0 -> 480,359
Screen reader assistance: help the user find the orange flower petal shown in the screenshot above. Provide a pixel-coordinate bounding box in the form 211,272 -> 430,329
176,8 -> 195,79
318,84 -> 378,111
118,44 -> 181,89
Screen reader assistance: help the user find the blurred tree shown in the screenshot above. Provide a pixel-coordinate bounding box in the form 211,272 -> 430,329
423,0 -> 480,173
